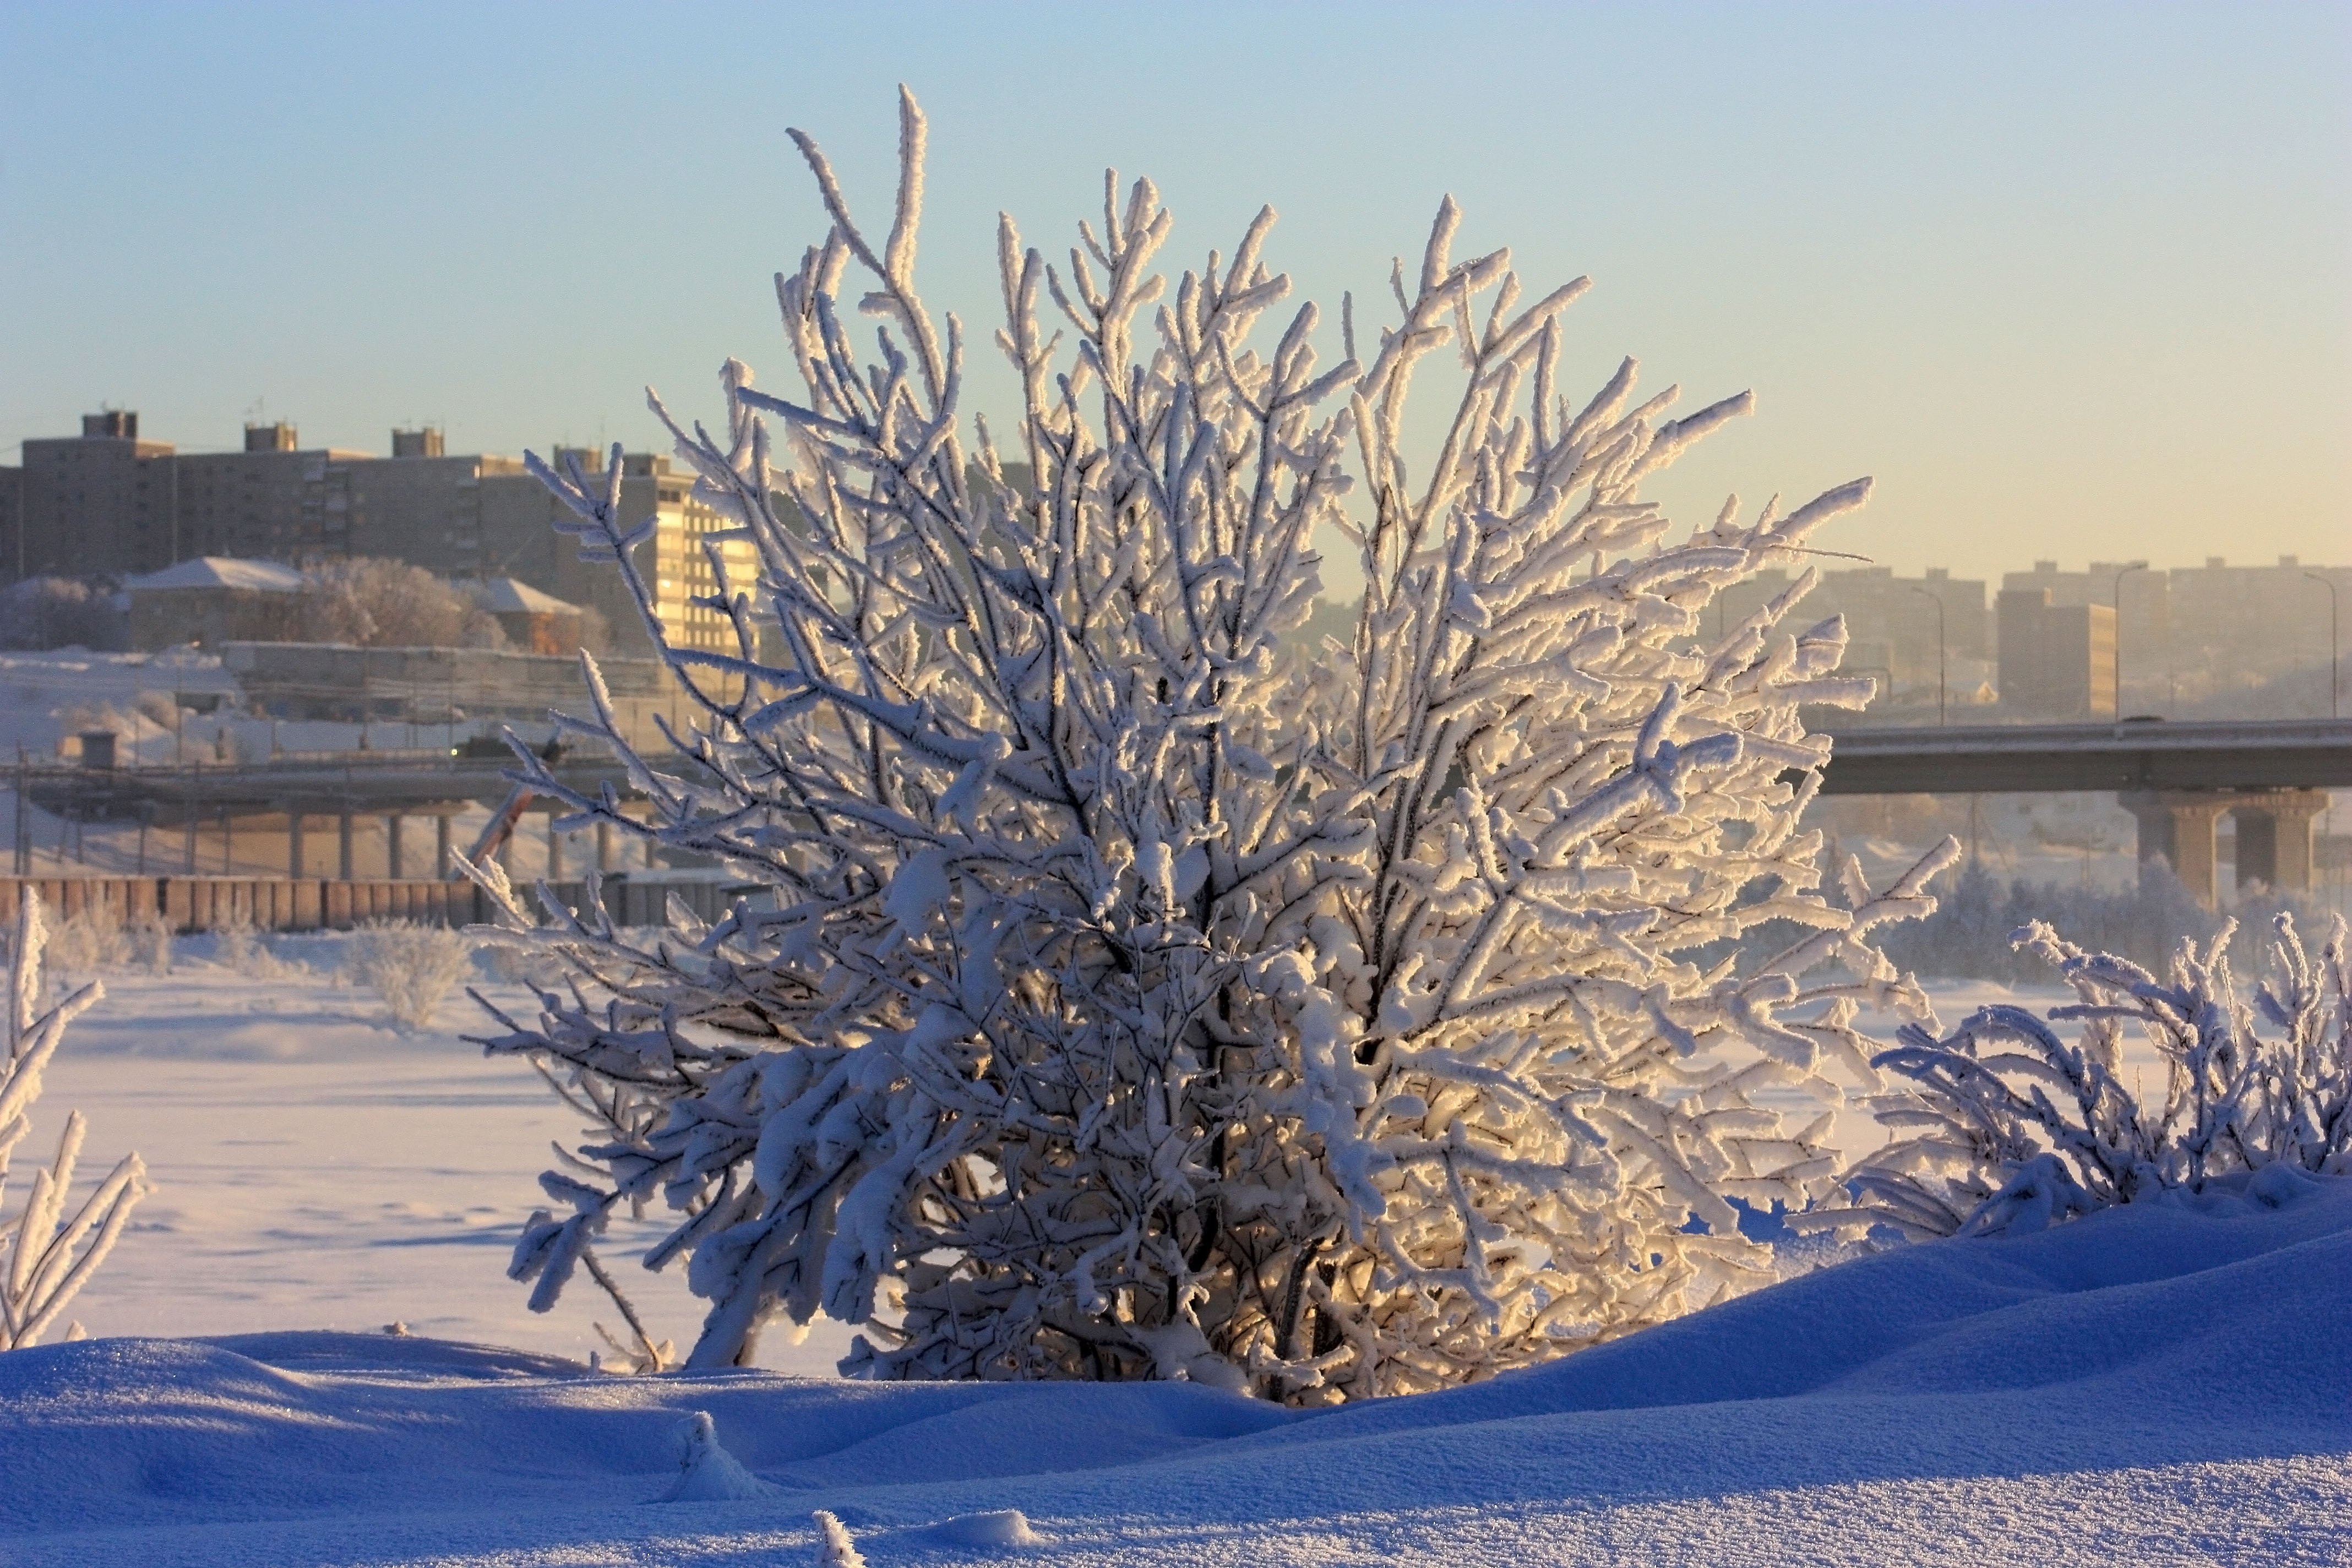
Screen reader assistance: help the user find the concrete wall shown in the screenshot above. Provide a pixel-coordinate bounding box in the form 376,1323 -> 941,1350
0,874 -> 755,933
218,640 -> 678,744
0,876 -> 487,932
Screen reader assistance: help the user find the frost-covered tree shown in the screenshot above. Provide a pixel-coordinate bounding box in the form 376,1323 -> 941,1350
282,558 -> 504,650
1845,912 -> 2352,1238
1,892 -> 148,1350
471,90 -> 1949,1398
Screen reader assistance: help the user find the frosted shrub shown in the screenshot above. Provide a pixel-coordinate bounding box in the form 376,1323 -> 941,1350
473,91 -> 1947,1396
350,922 -> 474,1031
127,911 -> 175,977
1,892 -> 148,1349
46,905 -> 131,975
213,911 -> 301,981
1845,913 -> 2352,1238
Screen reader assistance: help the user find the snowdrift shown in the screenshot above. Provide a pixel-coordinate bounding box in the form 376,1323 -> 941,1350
4,1173 -> 2347,1566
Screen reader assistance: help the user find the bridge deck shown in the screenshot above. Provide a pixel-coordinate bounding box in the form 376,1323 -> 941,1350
1814,718 -> 2352,795
19,756 -> 639,819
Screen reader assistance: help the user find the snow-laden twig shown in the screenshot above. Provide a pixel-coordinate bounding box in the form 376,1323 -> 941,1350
475,90 -> 1944,1400
1841,912 -> 2352,1238
0,892 -> 149,1349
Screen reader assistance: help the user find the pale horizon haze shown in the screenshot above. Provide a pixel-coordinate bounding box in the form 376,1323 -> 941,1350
2,0 -> 2345,586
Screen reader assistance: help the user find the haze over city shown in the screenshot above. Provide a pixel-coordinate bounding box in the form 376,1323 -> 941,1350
4,0 -> 2346,583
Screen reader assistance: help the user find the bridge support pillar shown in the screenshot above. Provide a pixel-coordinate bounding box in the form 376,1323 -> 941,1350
386,815 -> 404,880
2122,792 -> 2225,908
288,812 -> 305,878
338,810 -> 355,882
595,819 -> 612,874
2227,788 -> 2327,895
435,814 -> 452,879
2123,788 -> 2329,907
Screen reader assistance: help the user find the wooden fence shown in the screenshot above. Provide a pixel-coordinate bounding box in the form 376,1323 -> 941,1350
0,875 -> 759,934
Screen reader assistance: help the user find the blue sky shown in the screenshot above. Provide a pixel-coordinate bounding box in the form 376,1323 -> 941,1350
2,0 -> 2344,582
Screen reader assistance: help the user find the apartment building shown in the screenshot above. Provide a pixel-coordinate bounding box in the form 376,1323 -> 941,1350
1709,564 -> 1990,698
8,412 -> 755,660
1996,589 -> 2117,720
12,411 -> 181,580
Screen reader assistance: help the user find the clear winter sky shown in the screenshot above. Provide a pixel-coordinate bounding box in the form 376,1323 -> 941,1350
3,1 -> 2345,586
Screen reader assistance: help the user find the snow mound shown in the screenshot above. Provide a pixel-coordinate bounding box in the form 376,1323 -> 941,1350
2,1179 -> 2348,1565
924,1508 -> 1039,1547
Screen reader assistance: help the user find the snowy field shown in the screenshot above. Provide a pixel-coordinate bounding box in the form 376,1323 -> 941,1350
6,945 -> 2345,1563
24,938 -> 853,1378
29,948 -> 2067,1369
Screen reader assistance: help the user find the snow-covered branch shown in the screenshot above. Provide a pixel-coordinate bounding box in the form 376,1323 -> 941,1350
0,892 -> 148,1350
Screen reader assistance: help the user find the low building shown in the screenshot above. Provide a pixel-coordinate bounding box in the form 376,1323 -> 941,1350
123,557 -> 306,650
464,578 -> 590,655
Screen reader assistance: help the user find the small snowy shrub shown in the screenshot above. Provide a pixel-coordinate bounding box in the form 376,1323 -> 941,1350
126,911 -> 175,977
0,892 -> 149,1349
349,922 -> 473,1031
213,912 -> 301,981
1845,912 -> 2351,1238
472,91 -> 1946,1395
46,906 -> 132,975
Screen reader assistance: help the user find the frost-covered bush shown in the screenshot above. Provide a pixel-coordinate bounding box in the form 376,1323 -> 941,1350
472,91 -> 1947,1396
0,893 -> 148,1349
1873,858 -> 2230,983
46,906 -> 132,976
1845,913 -> 2351,1239
126,911 -> 175,977
350,922 -> 473,1031
0,576 -> 126,652
212,912 -> 302,981
280,557 -> 505,650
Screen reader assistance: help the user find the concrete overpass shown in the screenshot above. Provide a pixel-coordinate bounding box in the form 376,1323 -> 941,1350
1813,717 -> 2352,906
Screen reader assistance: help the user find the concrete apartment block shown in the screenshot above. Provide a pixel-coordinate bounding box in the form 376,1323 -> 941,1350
1709,564 -> 1991,697
1997,589 -> 2117,720
9,413 -> 759,663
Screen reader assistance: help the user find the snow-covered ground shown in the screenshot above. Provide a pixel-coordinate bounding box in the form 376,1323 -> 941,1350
6,945 -> 2346,1564
3,1166 -> 2344,1564
24,937 -> 853,1378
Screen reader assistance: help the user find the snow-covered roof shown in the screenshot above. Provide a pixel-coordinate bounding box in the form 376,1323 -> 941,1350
123,557 -> 307,594
465,577 -> 583,617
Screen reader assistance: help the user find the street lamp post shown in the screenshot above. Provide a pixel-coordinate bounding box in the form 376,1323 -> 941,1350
1908,584 -> 1946,726
2110,560 -> 2149,717
2305,570 -> 2340,720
